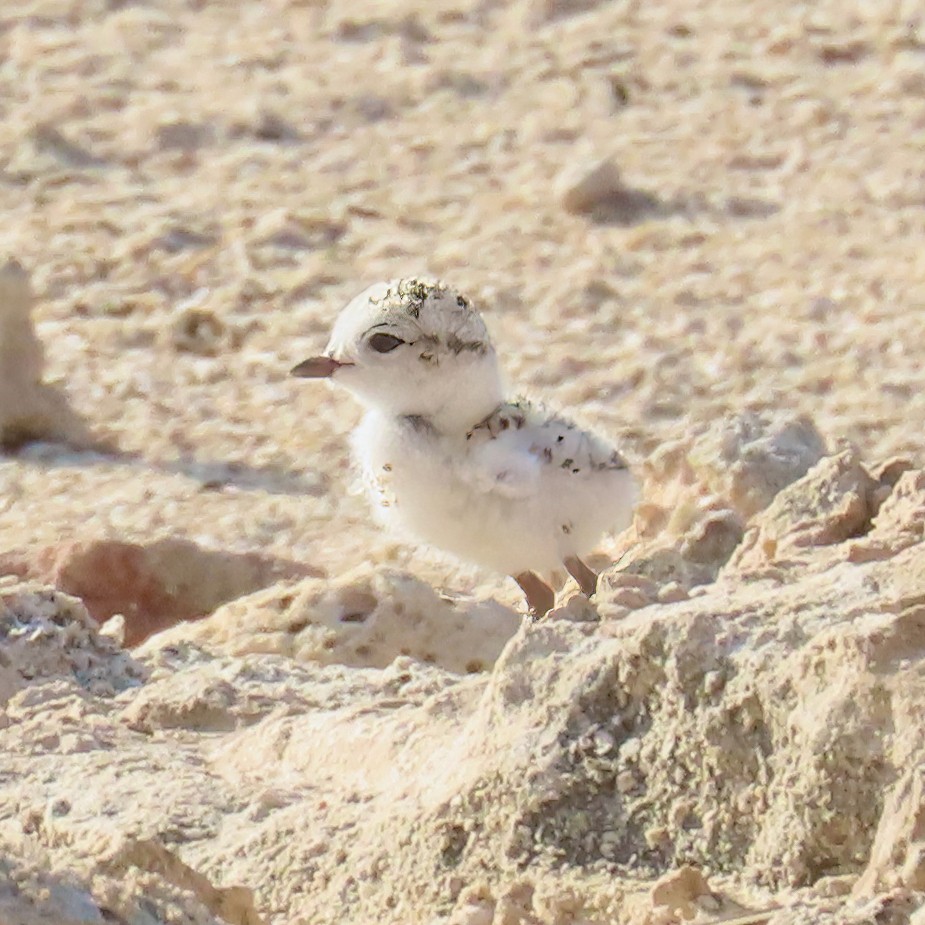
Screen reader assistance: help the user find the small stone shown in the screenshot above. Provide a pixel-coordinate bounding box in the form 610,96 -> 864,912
46,884 -> 104,924
446,901 -> 494,925
252,108 -> 301,142
616,770 -> 637,794
598,571 -> 659,610
156,120 -> 212,151
597,604 -> 631,624
601,571 -> 659,595
353,94 -> 394,122
814,874 -> 855,897
607,74 -> 630,108
169,301 -> 227,356
32,123 -> 106,168
725,196 -> 779,218
99,614 -> 126,647
592,728 -> 616,756
817,40 -> 870,64
657,581 -> 688,603
696,893 -> 721,912
153,227 -> 217,253
48,797 -> 71,817
650,866 -> 712,916
547,592 -> 599,623
524,0 -> 608,24
605,587 -> 653,610
558,156 -> 660,222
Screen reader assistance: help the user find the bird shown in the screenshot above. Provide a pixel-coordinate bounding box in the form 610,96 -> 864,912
291,278 -> 637,618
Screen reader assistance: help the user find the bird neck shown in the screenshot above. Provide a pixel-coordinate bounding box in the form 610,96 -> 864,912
400,396 -> 502,437
395,363 -> 504,436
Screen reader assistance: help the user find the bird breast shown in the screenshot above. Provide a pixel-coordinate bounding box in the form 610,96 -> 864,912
351,405 -> 635,575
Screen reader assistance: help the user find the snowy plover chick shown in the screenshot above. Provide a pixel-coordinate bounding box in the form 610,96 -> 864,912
291,279 -> 637,618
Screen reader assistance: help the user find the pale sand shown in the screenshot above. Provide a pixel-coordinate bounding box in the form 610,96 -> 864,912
1,2 -> 924,923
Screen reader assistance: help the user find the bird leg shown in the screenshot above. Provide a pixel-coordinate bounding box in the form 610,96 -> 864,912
563,556 -> 598,597
513,571 -> 556,620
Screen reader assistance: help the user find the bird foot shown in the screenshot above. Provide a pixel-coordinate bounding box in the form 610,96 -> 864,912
512,571 -> 556,620
564,556 -> 598,597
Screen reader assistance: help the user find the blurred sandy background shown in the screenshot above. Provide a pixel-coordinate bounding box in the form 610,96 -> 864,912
1,0 -> 924,592
2,4 -> 925,924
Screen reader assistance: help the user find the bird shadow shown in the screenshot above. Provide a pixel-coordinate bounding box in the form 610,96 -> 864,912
582,186 -> 781,226
4,441 -> 329,498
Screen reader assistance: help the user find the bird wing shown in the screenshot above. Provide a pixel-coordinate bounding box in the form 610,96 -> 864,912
459,433 -> 543,499
460,400 -> 629,499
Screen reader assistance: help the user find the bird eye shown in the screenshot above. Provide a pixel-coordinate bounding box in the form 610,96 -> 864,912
367,332 -> 405,353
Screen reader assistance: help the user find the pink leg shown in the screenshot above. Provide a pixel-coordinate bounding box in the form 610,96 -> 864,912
513,571 -> 556,619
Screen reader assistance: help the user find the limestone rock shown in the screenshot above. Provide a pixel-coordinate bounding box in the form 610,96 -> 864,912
641,411 -> 828,530
686,411 -> 828,520
138,566 -> 522,674
2,469 -> 925,924
0,260 -> 97,449
2,1 -> 925,922
728,448 -> 876,574
601,412 -> 826,604
856,759 -> 925,895
0,584 -> 145,704
558,157 -> 661,222
33,536 -> 318,646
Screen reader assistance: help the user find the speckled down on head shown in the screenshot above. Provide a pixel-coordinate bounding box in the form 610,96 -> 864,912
291,277 -> 638,618
329,279 -> 492,360
293,278 -> 506,430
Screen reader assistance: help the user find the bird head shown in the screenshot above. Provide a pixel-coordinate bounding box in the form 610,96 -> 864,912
291,279 -> 504,431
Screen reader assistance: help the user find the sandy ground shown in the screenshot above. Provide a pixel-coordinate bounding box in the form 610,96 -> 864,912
1,0 -> 925,575
1,0 -> 925,923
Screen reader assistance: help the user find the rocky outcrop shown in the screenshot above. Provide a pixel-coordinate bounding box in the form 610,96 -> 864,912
1,433 -> 923,924
2,537 -> 320,646
140,565 -> 522,674
0,261 -> 97,450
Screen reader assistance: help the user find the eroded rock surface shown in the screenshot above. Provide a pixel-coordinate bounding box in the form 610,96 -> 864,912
1,0 -> 925,922
595,411 -> 830,615
3,536 -> 320,646
139,565 -> 522,674
0,261 -> 96,449
2,446 -> 924,925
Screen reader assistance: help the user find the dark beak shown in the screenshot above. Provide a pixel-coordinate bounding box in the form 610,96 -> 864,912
290,356 -> 348,378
